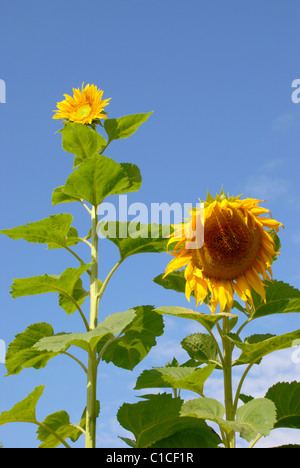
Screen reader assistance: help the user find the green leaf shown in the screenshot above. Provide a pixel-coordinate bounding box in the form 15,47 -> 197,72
117,163 -> 142,194
153,270 -> 189,296
265,381 -> 300,430
228,330 -> 300,364
98,222 -> 171,260
0,386 -> 44,425
101,305 -> 164,370
134,364 -> 215,396
35,309 -> 137,354
154,306 -> 236,333
104,112 -> 153,142
10,263 -> 90,315
117,393 -> 221,448
181,397 -> 276,442
5,323 -> 57,376
53,154 -> 137,207
37,411 -> 75,448
251,281 -> 300,320
181,333 -> 221,367
61,121 -> 106,167
52,186 -> 82,206
0,214 -> 79,250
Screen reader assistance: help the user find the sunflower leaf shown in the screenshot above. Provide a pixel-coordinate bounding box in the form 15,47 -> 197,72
10,263 -> 91,315
104,112 -> 153,142
181,397 -> 276,442
117,393 -> 221,448
250,280 -> 300,320
265,381 -> 300,430
0,386 -> 45,426
134,364 -> 215,396
154,306 -> 237,333
0,214 -> 79,250
98,221 -> 171,259
228,330 -> 300,364
35,309 -> 137,354
5,322 -> 57,376
181,333 -> 221,367
101,305 -> 164,370
53,155 -> 138,207
61,121 -> 107,167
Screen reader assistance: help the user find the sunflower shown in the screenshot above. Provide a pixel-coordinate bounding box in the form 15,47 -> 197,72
164,190 -> 283,314
53,83 -> 110,124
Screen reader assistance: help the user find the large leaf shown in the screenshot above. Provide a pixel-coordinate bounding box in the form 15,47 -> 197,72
251,281 -> 300,320
5,322 -> 57,376
101,305 -> 164,370
35,309 -> 137,354
61,121 -> 106,167
10,263 -> 90,315
154,306 -> 236,333
181,397 -> 276,442
0,386 -> 44,425
134,364 -> 215,396
52,154 -> 140,207
117,393 -> 221,448
181,333 -> 221,367
0,214 -> 78,250
228,330 -> 300,364
265,381 -> 300,430
98,221 -> 170,260
104,112 -> 153,142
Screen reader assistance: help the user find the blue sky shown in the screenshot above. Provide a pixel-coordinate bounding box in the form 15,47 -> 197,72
0,0 -> 300,448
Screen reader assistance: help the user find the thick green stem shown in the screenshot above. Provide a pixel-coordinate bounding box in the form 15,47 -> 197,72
222,317 -> 235,448
85,205 -> 99,449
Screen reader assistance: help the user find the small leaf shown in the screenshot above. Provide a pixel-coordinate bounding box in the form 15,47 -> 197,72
181,333 -> 221,367
134,364 -> 215,396
0,386 -> 45,425
101,305 -> 164,370
98,221 -> 171,260
117,163 -> 142,194
0,214 -> 79,250
61,121 -> 106,167
265,381 -> 300,429
104,112 -> 153,142
10,263 -> 91,315
5,323 -> 57,376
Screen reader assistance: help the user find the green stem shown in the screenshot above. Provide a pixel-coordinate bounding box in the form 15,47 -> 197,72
222,316 -> 235,448
85,205 -> 99,449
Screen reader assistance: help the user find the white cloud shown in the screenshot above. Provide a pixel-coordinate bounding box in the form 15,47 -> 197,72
243,174 -> 291,201
272,112 -> 300,132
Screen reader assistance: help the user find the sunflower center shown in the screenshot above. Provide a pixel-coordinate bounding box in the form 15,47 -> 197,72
191,204 -> 261,280
75,103 -> 92,119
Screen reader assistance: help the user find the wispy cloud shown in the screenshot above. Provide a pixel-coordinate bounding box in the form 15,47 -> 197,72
243,174 -> 291,201
272,112 -> 300,132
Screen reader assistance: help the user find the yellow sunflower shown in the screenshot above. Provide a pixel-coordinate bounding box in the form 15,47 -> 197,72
53,83 -> 110,124
164,190 -> 283,314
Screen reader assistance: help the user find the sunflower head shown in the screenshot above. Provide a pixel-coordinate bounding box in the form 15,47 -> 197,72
164,188 -> 284,314
53,83 -> 110,124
